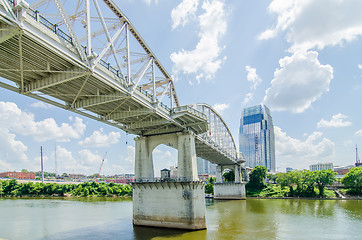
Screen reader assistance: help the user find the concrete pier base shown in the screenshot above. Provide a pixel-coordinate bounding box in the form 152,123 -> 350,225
132,181 -> 206,230
214,182 -> 246,200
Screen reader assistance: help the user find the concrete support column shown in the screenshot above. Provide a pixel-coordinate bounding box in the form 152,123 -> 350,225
177,132 -> 198,181
132,132 -> 206,230
134,136 -> 154,182
234,165 -> 241,183
216,165 -> 223,183
214,164 -> 246,200
241,168 -> 249,181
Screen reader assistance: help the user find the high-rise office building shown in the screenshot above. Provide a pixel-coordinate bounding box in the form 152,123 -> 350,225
197,157 -> 216,175
239,104 -> 276,172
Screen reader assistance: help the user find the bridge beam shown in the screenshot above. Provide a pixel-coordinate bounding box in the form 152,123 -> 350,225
0,24 -> 17,44
73,93 -> 129,109
132,132 -> 206,229
214,164 -> 246,200
25,68 -> 88,93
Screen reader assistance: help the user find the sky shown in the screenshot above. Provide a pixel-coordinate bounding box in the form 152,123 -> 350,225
1,0 -> 362,175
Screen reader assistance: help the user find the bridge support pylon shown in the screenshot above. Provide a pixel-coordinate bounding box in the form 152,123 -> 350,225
132,132 -> 206,230
214,164 -> 246,200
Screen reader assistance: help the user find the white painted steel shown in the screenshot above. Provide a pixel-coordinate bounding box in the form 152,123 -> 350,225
0,0 -> 244,166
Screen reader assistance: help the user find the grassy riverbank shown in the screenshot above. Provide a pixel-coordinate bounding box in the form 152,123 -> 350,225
0,179 -> 132,197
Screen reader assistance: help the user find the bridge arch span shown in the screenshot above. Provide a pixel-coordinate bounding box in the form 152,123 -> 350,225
193,103 -> 239,163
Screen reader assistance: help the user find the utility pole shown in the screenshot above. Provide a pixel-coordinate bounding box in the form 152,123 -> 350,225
54,143 -> 57,179
41,146 -> 44,183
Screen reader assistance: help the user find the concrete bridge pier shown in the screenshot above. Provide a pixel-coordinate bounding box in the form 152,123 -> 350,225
132,132 -> 206,230
214,164 -> 246,200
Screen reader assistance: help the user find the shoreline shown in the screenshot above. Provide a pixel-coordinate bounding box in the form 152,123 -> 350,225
1,195 -> 360,200
246,196 -> 361,200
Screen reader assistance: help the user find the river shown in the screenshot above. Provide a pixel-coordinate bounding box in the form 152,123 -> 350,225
0,197 -> 360,240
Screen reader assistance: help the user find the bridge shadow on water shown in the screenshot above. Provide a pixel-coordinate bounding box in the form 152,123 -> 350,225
37,217 -> 195,240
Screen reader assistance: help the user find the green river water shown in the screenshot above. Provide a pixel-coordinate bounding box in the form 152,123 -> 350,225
0,197 -> 360,240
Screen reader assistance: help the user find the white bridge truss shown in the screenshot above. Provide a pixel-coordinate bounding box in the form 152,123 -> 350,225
0,0 -> 244,165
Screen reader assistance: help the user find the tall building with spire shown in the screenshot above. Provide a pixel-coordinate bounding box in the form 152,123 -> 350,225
239,104 -> 276,172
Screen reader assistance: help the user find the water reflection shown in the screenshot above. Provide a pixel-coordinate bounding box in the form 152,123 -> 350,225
0,198 -> 360,240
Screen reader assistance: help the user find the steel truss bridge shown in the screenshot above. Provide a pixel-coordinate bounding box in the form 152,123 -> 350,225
0,0 -> 244,165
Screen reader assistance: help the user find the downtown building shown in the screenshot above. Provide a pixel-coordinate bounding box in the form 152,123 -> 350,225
239,104 -> 276,172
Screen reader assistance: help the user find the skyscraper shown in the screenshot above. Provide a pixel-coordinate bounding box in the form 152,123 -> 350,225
239,104 -> 276,172
197,157 -> 216,175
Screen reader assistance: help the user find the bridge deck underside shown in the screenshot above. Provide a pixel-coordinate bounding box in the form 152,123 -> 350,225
0,16 -> 207,137
0,4 -> 239,166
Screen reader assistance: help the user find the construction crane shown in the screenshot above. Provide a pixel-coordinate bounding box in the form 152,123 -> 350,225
96,152 -> 107,182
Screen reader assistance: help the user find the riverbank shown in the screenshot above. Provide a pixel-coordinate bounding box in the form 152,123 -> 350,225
0,179 -> 132,198
246,196 -> 361,200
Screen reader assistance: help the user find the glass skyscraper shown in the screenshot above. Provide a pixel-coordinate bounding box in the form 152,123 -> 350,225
197,157 -> 216,175
239,104 -> 276,172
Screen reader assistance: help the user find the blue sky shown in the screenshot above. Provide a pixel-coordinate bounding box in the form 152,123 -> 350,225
1,0 -> 362,175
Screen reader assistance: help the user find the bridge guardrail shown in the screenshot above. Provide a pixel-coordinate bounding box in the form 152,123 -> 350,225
21,4 -> 173,114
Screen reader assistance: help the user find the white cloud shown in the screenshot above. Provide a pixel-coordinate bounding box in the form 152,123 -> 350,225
108,145 -> 135,174
245,65 -> 262,90
260,0 -> 362,52
355,130 -> 362,136
263,51 -> 333,113
79,128 -> 121,147
358,64 -> 362,70
30,101 -> 53,109
275,126 -> 334,169
213,103 -> 229,115
171,0 -> 199,29
78,149 -> 102,167
0,128 -> 29,171
242,93 -> 253,106
317,113 -> 352,128
0,101 -> 86,142
242,65 -> 262,106
170,0 -> 227,82
143,0 -> 158,5
53,145 -> 77,174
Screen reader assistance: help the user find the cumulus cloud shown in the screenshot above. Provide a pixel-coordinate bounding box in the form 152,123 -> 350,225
171,0 -> 199,29
109,145 -> 135,174
79,128 -> 121,147
263,51 -> 333,113
30,101 -> 53,109
317,113 -> 352,128
242,65 -> 262,106
355,130 -> 362,136
275,126 -> 334,169
358,64 -> 362,70
0,102 -> 86,142
0,128 -> 29,171
213,103 -> 229,115
170,0 -> 227,82
260,0 -> 362,52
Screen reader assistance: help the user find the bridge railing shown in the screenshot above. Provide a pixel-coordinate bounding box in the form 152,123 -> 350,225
14,2 -> 175,114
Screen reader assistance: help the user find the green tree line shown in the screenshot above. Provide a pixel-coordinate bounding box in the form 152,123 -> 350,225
0,180 -> 132,197
247,166 -> 361,197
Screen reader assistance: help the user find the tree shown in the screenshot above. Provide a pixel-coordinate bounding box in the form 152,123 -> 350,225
302,170 -> 317,197
0,181 -> 3,196
247,166 -> 267,189
208,177 -> 216,184
267,174 -> 277,184
21,169 -> 29,173
276,172 -> 294,196
205,183 -> 214,194
223,170 -> 235,182
341,167 -> 362,195
314,169 -> 336,197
